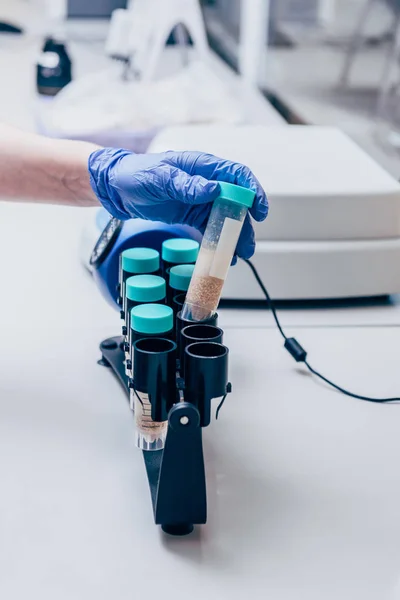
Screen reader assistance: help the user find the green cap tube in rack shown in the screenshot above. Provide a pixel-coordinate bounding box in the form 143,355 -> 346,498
124,274 -> 166,374
181,182 -> 255,321
169,264 -> 195,291
161,238 -> 199,277
129,303 -> 174,450
129,302 -> 173,380
119,248 -> 160,318
167,263 -> 195,305
122,247 -> 160,274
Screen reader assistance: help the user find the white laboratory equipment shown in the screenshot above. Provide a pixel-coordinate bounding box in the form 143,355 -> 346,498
105,0 -> 210,79
149,124 -> 400,300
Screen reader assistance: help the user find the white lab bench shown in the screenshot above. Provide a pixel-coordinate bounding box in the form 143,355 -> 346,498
1,30 -> 400,600
1,193 -> 400,600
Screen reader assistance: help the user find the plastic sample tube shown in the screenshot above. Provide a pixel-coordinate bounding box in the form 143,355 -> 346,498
133,337 -> 177,452
124,274 -> 166,373
161,238 -> 199,278
129,304 -> 174,449
167,263 -> 195,306
119,248 -> 159,320
182,183 -> 255,321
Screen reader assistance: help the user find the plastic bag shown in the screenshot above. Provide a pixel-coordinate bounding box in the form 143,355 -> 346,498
39,60 -> 243,137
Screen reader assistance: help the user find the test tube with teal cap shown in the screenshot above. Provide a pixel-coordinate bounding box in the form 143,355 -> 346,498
118,248 -> 160,324
182,183 -> 255,321
124,274 -> 166,373
161,238 -> 199,279
167,263 -> 195,308
129,304 -> 174,412
133,337 -> 177,451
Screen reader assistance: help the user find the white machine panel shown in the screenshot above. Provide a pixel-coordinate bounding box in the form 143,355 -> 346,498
150,125 -> 400,241
150,125 -> 400,299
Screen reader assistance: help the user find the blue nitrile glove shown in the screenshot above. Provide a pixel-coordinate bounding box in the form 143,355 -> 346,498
88,149 -> 268,260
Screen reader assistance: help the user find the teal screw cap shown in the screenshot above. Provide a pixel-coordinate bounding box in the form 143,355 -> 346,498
131,304 -> 174,335
217,182 -> 255,209
169,264 -> 195,292
126,275 -> 166,303
161,238 -> 199,264
121,247 -> 159,274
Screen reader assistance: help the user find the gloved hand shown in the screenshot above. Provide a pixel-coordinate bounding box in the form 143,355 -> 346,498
88,148 -> 268,260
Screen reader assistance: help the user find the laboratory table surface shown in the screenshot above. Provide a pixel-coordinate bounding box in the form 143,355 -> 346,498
0,204 -> 400,600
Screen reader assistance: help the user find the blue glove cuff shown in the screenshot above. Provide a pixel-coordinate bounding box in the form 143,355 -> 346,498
88,148 -> 132,220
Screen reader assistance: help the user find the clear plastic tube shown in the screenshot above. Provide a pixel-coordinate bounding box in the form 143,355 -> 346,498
133,391 -> 168,451
182,183 -> 255,321
128,304 -> 174,448
132,335 -> 176,451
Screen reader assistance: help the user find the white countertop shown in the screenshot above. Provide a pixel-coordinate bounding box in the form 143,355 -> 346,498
3,315 -> 400,600
0,202 -> 399,600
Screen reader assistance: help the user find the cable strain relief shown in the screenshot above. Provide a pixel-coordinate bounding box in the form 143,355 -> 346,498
284,337 -> 307,362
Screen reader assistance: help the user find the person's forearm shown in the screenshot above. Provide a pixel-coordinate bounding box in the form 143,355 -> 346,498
0,124 -> 100,207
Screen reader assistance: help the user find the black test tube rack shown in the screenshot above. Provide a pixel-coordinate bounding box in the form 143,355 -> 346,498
99,302 -> 230,536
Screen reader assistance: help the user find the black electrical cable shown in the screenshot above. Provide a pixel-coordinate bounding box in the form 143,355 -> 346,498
215,394 -> 227,420
244,259 -> 400,404
244,258 -> 287,340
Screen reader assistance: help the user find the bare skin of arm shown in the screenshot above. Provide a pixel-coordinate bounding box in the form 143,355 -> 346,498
0,124 -> 100,207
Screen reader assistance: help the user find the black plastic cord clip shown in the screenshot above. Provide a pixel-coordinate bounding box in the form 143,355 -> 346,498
284,338 -> 307,363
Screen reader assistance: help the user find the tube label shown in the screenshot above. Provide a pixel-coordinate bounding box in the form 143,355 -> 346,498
133,390 -> 168,450
209,217 -> 243,280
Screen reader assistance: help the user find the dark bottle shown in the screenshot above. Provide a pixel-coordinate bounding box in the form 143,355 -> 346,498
36,37 -> 72,96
